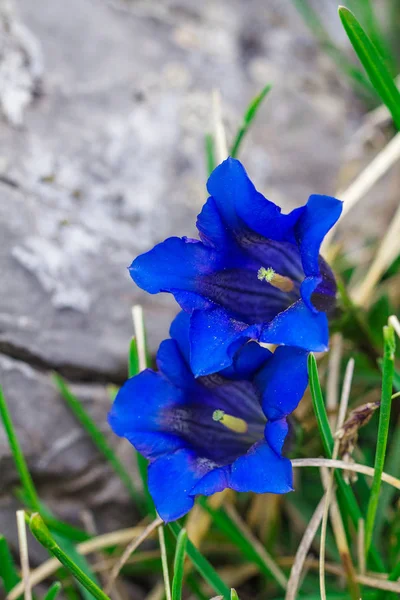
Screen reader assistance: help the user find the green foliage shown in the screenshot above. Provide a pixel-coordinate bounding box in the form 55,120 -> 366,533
30,514 -> 110,600
0,535 -> 21,597
339,6 -> 400,129
172,528 -> 187,600
230,84 -> 272,158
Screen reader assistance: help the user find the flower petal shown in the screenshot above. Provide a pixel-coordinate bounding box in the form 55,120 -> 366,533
196,196 -> 230,249
148,449 -> 215,522
169,311 -> 191,364
229,440 -> 293,493
156,338 -> 193,389
108,370 -> 185,459
129,236 -> 220,311
189,308 -> 261,376
296,194 -> 342,310
221,341 -> 272,380
264,419 -> 289,454
256,345 -> 309,420
261,299 -> 329,352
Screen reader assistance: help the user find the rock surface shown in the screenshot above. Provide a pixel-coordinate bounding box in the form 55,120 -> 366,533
0,0 -> 362,550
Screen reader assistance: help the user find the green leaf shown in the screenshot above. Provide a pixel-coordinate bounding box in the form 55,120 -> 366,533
30,514 -> 110,600
52,372 -> 140,507
0,386 -> 40,511
230,590 -> 240,600
230,84 -> 272,158
128,337 -> 140,378
172,528 -> 188,600
0,534 -> 21,597
365,325 -> 396,555
168,522 -> 230,599
338,6 -> 400,129
291,0 -> 376,99
43,582 -> 62,600
205,134 -> 216,175
308,354 -> 385,572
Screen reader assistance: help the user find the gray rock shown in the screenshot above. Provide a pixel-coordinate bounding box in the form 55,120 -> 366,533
0,0 -> 365,554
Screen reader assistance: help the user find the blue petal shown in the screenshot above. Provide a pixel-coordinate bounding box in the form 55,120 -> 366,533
221,341 -> 272,379
189,466 -> 230,496
196,196 -> 230,249
261,299 -> 329,352
156,339 -> 193,389
129,236 -> 221,311
169,311 -> 191,365
296,194 -> 342,310
108,370 -> 184,459
148,449 -> 215,522
256,345 -> 309,420
229,440 -> 293,493
264,419 -> 289,454
189,308 -> 261,376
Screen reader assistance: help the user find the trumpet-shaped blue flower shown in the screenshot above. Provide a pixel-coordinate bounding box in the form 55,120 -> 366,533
131,158 -> 342,376
109,312 -> 308,522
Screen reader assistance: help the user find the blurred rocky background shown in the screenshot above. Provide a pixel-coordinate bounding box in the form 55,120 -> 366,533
0,0 -> 396,556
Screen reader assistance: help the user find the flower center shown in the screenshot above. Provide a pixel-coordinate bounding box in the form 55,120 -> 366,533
257,266 -> 294,293
212,409 -> 248,434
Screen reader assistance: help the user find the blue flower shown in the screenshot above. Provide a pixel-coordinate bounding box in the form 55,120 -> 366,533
109,312 -> 309,522
130,158 -> 342,376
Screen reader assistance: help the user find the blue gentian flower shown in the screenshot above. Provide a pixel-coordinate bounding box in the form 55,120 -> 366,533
109,312 -> 308,522
130,158 -> 342,376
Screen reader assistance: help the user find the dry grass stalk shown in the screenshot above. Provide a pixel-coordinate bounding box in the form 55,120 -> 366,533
351,200 -> 400,306
285,496 -> 326,600
157,526 -> 172,600
326,333 -> 343,430
292,458 -> 400,489
132,305 -> 147,372
212,89 -> 228,164
16,510 -> 32,600
357,519 -> 366,576
319,359 -> 358,600
105,516 -> 163,595
224,503 -> 288,590
323,131 -> 400,253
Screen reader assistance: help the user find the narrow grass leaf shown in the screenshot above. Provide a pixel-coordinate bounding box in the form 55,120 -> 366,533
0,386 -> 40,511
307,354 -> 385,572
128,337 -> 140,378
52,372 -> 140,506
199,498 -> 286,590
230,590 -> 240,600
205,134 -> 216,175
29,514 -> 110,600
230,84 -> 272,158
365,325 -> 396,556
338,6 -> 400,129
43,582 -> 62,600
0,535 -> 21,596
291,0 -> 375,98
168,522 -> 230,599
172,528 -> 187,600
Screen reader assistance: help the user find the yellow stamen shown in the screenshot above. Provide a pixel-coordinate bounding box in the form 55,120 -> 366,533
257,266 -> 294,293
212,410 -> 248,434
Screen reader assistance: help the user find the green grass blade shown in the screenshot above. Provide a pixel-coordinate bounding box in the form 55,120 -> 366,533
372,415 -> 400,545
307,354 -> 385,572
230,84 -> 272,158
199,498 -> 286,590
128,337 -> 140,378
230,590 -> 239,600
168,522 -> 230,599
52,373 -> 140,506
338,6 -> 400,129
365,325 -> 396,555
291,0 -> 375,98
30,514 -> 110,600
43,582 -> 62,600
172,528 -> 187,600
0,386 -> 40,512
0,534 -> 21,596
205,134 -> 216,174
